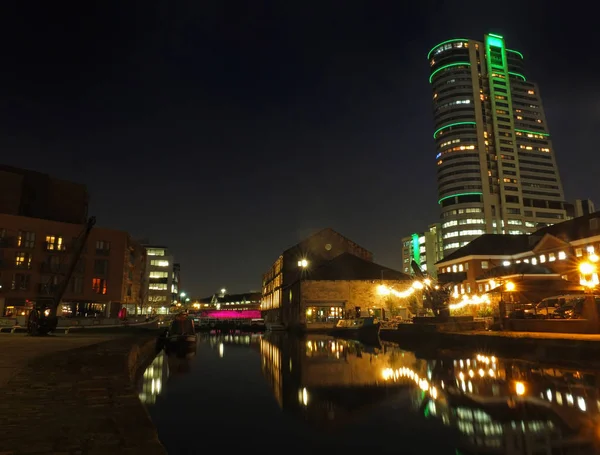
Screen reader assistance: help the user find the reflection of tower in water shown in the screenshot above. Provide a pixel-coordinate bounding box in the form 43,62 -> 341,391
382,352 -> 599,454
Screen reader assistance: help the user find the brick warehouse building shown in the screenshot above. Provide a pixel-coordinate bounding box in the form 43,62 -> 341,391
261,228 -> 410,329
0,213 -> 146,318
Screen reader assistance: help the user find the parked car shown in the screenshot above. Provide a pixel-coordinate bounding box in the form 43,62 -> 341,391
553,296 -> 600,319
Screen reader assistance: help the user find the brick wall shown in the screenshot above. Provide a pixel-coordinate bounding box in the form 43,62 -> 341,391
298,279 -> 407,323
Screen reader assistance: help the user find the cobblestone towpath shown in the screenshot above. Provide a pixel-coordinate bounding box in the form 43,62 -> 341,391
0,332 -> 167,454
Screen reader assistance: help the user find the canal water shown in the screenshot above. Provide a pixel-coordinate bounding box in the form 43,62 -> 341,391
139,333 -> 599,454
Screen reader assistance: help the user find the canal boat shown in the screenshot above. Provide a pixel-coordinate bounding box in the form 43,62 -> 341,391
158,314 -> 197,351
328,316 -> 380,345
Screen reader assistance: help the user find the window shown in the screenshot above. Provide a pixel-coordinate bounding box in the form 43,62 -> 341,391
149,283 -> 168,290
92,278 -> 107,294
96,241 -> 111,255
17,231 -> 35,248
575,248 -> 583,257
150,259 -> 169,267
147,248 -> 165,256
149,271 -> 169,279
45,235 -> 64,251
481,261 -> 489,269
70,276 -> 83,294
12,273 -> 30,291
14,252 -> 32,269
558,251 -> 566,260
305,306 -> 344,324
94,259 -> 109,275
148,295 -> 167,303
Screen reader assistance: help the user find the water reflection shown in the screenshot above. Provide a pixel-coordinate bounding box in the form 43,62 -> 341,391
203,332 -> 261,358
139,350 -> 169,404
260,335 -> 599,454
139,343 -> 197,404
260,334 -> 409,426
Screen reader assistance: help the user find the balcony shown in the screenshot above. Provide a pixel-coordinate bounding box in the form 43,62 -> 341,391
1,262 -> 32,271
44,242 -> 68,252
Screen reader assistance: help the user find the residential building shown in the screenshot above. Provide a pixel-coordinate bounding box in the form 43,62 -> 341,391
434,212 -> 600,305
574,199 -> 595,218
401,223 -> 443,277
0,214 -> 145,317
429,34 -> 568,256
143,245 -> 175,314
261,228 -> 373,326
0,165 -> 88,224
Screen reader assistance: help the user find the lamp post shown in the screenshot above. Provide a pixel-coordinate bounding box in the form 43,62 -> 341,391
578,255 -> 599,326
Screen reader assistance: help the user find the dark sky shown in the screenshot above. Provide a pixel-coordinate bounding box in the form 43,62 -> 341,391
0,1 -> 597,297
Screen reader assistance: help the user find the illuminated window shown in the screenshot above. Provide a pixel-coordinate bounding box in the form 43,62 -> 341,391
531,257 -> 538,265
149,271 -> 169,279
151,259 -> 169,267
14,252 -> 31,269
92,278 -> 107,294
45,235 -> 64,251
539,254 -> 546,263
558,251 -> 566,260
147,248 -> 165,256
17,231 -> 36,248
548,253 -> 556,262
149,283 -> 167,290
481,261 -> 488,269
575,248 -> 583,257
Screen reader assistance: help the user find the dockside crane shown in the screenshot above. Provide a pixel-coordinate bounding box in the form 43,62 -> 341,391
27,216 -> 96,336
410,260 -> 452,319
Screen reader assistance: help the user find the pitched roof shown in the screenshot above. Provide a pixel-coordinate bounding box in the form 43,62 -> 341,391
534,211 -> 600,242
283,228 -> 373,258
437,234 -> 531,264
477,262 -> 556,280
302,252 -> 410,281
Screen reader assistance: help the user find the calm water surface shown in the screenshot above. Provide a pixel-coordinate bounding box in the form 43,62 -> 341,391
139,333 -> 600,454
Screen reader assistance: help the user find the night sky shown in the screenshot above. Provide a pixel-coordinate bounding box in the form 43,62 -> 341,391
0,1 -> 597,297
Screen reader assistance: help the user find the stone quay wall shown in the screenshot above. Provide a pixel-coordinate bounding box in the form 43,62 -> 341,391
0,335 -> 166,455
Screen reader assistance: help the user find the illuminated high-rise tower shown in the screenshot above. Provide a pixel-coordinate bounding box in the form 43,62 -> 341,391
429,34 -> 568,255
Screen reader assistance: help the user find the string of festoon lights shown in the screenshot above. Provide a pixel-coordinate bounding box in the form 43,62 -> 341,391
377,280 -> 428,298
448,293 -> 491,310
378,280 -> 491,311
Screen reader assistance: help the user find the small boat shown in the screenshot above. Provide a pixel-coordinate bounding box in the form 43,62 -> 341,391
158,314 -> 197,351
329,316 -> 380,345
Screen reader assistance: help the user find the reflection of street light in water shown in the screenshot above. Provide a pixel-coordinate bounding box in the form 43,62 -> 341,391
219,343 -> 224,358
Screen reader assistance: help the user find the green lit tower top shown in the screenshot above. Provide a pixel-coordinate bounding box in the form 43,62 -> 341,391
428,34 -> 567,256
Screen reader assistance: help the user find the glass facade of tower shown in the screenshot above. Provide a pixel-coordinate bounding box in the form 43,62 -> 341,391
429,34 -> 567,255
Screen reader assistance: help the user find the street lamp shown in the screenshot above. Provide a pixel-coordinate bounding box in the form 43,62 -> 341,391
505,281 -> 515,292
579,257 -> 599,290
298,259 -> 308,268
